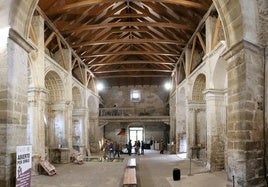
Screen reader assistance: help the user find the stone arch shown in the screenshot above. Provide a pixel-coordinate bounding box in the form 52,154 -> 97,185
213,0 -> 260,47
192,74 -> 206,101
45,71 -> 65,103
44,70 -> 66,149
212,57 -> 228,89
0,0 -> 39,37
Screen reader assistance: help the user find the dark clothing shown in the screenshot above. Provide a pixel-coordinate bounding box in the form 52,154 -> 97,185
109,142 -> 114,158
160,140 -> 165,154
141,141 -> 145,155
128,140 -> 132,155
114,142 -> 120,158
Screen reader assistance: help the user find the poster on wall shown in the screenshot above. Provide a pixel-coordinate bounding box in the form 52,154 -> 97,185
16,145 -> 32,187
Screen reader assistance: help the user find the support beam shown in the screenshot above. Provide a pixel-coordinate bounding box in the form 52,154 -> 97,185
56,36 -> 67,70
212,17 -> 221,49
196,32 -> 206,53
189,36 -> 197,74
45,32 -> 55,47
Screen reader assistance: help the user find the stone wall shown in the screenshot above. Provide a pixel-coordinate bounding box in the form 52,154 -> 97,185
0,38 -> 29,186
100,85 -> 169,115
104,122 -> 169,147
225,41 -> 265,186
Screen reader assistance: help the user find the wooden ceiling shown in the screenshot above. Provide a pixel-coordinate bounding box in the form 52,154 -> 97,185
38,0 -> 213,87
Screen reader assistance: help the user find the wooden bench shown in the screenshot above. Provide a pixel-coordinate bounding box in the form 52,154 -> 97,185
127,158 -> 136,168
122,167 -> 137,186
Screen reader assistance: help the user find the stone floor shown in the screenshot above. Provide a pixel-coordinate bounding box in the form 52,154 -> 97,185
31,150 -> 228,187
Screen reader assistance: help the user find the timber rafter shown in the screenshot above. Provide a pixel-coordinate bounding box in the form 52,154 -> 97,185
38,0 -> 213,86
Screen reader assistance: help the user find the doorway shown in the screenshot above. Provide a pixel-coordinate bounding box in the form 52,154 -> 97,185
129,127 -> 143,146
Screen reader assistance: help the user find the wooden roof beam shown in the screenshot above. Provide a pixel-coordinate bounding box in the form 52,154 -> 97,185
82,51 -> 179,58
90,60 -> 175,67
94,69 -> 172,74
47,0 -> 206,15
72,38 -> 184,47
98,74 -> 170,78
63,21 -> 193,33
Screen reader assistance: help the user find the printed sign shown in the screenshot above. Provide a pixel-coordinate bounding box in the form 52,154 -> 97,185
16,145 -> 32,187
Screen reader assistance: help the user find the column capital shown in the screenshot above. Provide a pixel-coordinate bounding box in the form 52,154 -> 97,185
9,28 -> 36,53
222,39 -> 264,62
28,87 -> 47,94
186,100 -> 206,112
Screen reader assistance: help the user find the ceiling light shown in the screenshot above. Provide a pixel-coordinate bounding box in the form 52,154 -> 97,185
164,81 -> 171,90
97,82 -> 104,91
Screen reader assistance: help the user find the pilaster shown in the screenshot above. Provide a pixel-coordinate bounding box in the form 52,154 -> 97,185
0,31 -> 32,186
186,100 -> 206,158
204,89 -> 227,171
224,40 -> 265,186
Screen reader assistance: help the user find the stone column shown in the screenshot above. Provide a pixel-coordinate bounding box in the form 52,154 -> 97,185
49,102 -> 72,148
225,41 -> 265,186
186,100 -> 206,159
28,15 -> 46,174
27,88 -> 47,174
186,102 -> 196,158
0,29 -> 34,186
65,101 -> 73,150
204,89 -> 226,171
72,108 -> 88,155
55,47 -> 73,151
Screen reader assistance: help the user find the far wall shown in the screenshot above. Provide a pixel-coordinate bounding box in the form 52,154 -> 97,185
104,122 -> 169,147
99,85 -> 169,115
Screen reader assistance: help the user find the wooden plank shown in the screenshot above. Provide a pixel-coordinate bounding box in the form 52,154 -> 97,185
99,74 -> 170,78
77,60 -> 85,84
175,4 -> 215,67
86,73 -> 92,87
196,32 -> 206,53
45,32 -> 56,47
94,69 -> 172,74
47,0 -> 205,15
56,36 -> 67,70
189,36 -> 197,75
72,58 -> 78,70
90,61 -> 175,67
63,21 -> 192,33
36,7 -> 95,79
72,39 -> 184,47
83,51 -> 179,58
29,25 -> 37,44
127,158 -> 136,168
212,17 -> 221,49
39,160 -> 56,176
123,168 -> 137,186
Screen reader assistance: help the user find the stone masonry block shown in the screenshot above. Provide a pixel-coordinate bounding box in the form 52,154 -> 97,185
235,122 -> 253,131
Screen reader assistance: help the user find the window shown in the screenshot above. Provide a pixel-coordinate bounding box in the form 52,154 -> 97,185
130,89 -> 141,102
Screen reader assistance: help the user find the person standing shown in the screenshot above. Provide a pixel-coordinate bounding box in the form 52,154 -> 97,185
114,141 -> 120,158
137,140 -> 141,155
160,139 -> 165,154
113,104 -> 119,116
109,141 -> 114,159
128,140 -> 132,155
102,140 -> 109,159
141,140 -> 145,155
